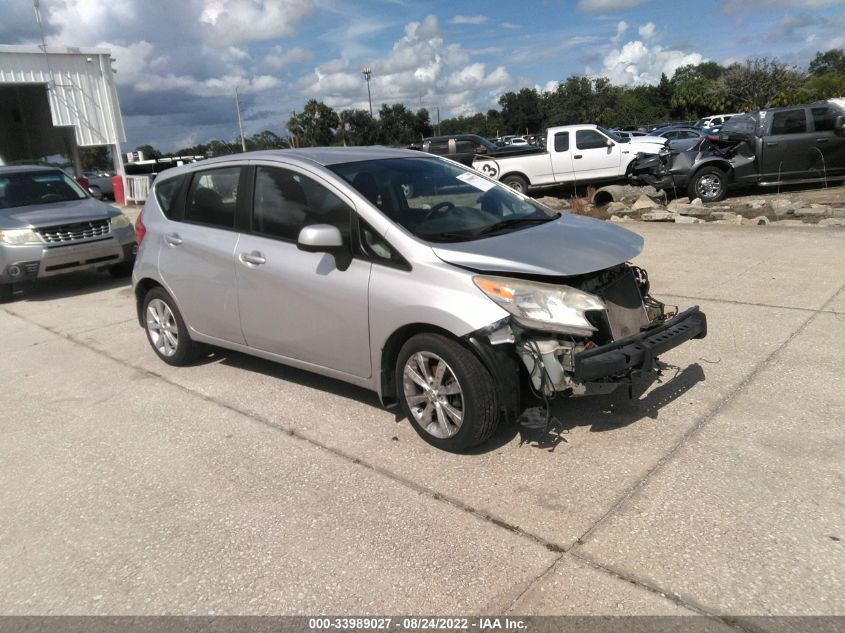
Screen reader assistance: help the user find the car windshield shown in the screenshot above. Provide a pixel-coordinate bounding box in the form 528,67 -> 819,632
720,113 -> 759,137
0,170 -> 88,209
330,157 -> 559,243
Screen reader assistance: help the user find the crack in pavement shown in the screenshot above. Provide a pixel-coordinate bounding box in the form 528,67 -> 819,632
660,293 -> 844,315
5,277 -> 843,620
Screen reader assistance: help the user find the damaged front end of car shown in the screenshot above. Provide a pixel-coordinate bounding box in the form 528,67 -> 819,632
466,264 -> 707,406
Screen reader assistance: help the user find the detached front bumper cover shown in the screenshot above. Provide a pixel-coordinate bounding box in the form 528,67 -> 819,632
574,306 -> 707,382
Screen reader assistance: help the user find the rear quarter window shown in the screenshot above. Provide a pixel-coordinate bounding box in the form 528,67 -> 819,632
154,175 -> 185,220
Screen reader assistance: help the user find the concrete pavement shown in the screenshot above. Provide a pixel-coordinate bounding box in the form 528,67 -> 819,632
1,223 -> 843,624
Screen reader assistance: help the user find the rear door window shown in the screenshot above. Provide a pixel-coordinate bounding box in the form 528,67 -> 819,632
554,132 -> 570,152
771,109 -> 808,135
811,107 -> 839,132
185,167 -> 241,228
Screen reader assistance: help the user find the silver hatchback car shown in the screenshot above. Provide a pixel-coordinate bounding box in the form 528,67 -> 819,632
133,147 -> 706,451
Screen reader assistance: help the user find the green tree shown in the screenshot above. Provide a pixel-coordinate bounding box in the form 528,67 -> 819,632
808,49 -> 845,76
376,103 -> 424,145
498,88 -> 545,134
134,144 -> 162,160
339,109 -> 379,145
245,130 -> 289,151
717,57 -> 806,110
79,146 -> 111,171
287,99 -> 339,147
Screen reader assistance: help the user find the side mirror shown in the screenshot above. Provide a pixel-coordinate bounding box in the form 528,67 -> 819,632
88,185 -> 103,200
297,224 -> 350,270
606,139 -> 614,147
835,116 -> 844,132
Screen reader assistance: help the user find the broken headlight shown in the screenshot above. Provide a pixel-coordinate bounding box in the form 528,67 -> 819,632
474,275 -> 605,336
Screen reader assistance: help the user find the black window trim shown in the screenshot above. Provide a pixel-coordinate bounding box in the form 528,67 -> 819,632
352,215 -> 412,272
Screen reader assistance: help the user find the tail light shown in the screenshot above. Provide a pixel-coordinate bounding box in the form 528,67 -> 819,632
134,209 -> 146,245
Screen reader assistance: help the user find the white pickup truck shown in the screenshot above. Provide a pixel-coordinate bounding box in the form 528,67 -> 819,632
471,124 -> 667,193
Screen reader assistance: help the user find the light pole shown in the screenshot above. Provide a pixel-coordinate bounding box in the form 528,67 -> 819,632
362,67 -> 373,117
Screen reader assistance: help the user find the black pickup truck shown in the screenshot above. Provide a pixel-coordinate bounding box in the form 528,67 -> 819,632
409,134 -> 541,166
628,100 -> 845,201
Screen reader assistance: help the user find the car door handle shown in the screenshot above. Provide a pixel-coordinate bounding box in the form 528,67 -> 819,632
574,154 -> 583,159
766,142 -> 779,147
164,233 -> 182,246
239,251 -> 266,266
816,138 -> 829,143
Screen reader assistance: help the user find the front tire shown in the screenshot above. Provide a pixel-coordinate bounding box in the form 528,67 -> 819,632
396,333 -> 499,452
0,283 -> 12,303
502,174 -> 528,194
688,166 -> 727,202
142,287 -> 203,366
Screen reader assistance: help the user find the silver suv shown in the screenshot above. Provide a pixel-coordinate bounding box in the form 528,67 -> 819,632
133,147 -> 706,451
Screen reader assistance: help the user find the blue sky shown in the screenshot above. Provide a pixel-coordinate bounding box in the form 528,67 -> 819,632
3,0 -> 844,150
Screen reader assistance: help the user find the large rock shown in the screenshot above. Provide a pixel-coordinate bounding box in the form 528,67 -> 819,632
713,216 -> 743,225
668,200 -> 709,216
609,214 -> 633,223
742,216 -> 770,226
632,195 -> 659,210
536,196 -> 567,210
747,199 -> 768,209
831,208 -> 845,218
793,207 -> 830,217
674,215 -> 703,224
771,219 -> 805,226
709,211 -> 739,221
771,198 -> 795,215
606,201 -> 629,214
818,217 -> 845,227
641,210 -> 676,222
690,197 -> 703,206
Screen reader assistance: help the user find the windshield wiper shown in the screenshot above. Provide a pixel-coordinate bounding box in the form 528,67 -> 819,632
474,214 -> 560,236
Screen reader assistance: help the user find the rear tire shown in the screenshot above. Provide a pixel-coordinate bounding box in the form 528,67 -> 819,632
688,166 -> 727,202
502,174 -> 528,194
0,283 -> 12,303
396,333 -> 499,452
142,287 -> 203,366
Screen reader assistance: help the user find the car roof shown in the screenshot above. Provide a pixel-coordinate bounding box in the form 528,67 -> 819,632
197,146 -> 420,169
0,164 -> 66,176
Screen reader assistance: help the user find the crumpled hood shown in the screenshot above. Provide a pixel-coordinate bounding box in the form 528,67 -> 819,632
0,198 -> 119,229
432,213 -> 644,277
628,136 -> 668,152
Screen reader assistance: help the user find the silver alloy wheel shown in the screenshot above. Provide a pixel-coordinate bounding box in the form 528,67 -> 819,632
402,351 -> 465,439
146,298 -> 179,357
696,173 -> 722,199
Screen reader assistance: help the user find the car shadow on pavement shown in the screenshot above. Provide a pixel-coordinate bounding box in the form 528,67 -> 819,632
204,347 -> 384,409
477,362 -> 707,454
197,348 -> 705,455
5,272 -> 132,303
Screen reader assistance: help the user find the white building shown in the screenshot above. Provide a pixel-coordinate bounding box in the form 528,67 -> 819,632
0,45 -> 126,176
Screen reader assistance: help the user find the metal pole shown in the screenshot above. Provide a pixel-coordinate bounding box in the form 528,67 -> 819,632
235,87 -> 246,152
362,68 -> 373,117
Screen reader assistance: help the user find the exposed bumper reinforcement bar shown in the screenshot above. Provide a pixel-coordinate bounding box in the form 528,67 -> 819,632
574,306 -> 707,382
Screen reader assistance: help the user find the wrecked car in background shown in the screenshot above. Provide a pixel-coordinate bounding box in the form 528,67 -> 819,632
628,100 -> 845,202
133,147 -> 707,452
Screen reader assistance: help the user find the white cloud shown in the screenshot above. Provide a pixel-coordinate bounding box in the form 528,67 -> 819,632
449,15 -> 488,25
638,22 -> 656,40
576,0 -> 652,13
596,40 -> 704,86
719,0 -> 844,11
612,20 -> 628,43
198,0 -> 314,44
539,80 -> 560,93
500,22 -> 521,30
263,46 -> 313,70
